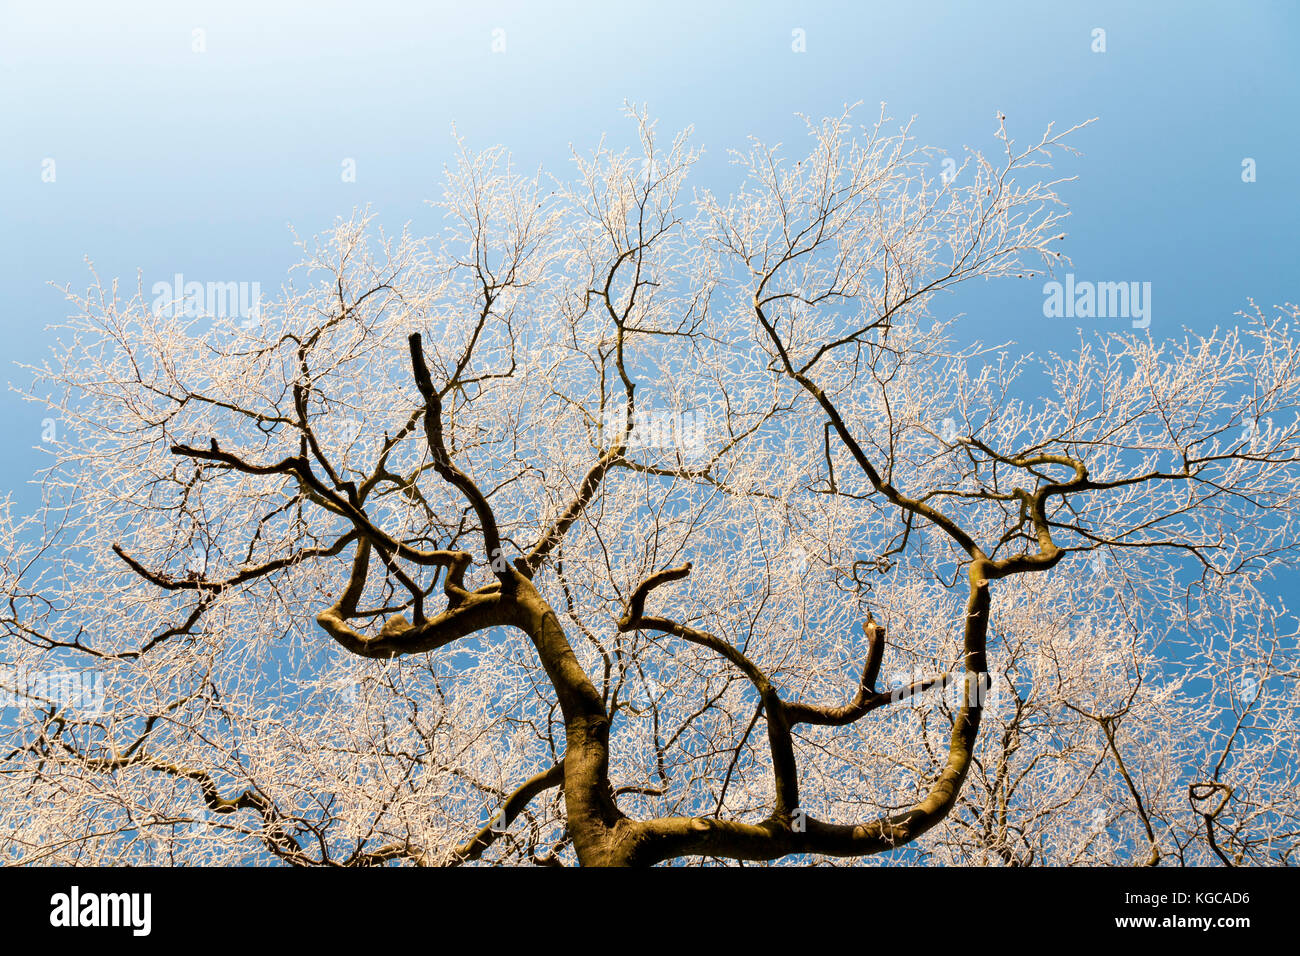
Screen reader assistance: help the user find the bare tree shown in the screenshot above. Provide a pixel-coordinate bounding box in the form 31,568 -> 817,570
2,107 -> 1297,867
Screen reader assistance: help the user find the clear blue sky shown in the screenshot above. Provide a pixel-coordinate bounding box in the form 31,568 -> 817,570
2,0 -> 1297,510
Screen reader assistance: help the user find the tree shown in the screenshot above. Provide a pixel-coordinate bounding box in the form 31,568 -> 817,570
2,107 -> 1298,866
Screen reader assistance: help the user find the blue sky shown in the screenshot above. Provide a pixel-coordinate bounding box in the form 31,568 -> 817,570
2,0 -> 1298,509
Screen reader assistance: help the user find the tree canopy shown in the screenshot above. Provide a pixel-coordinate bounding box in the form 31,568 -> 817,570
3,108 -> 1297,866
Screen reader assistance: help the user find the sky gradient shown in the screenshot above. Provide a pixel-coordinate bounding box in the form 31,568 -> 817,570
2,0 -> 1298,508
